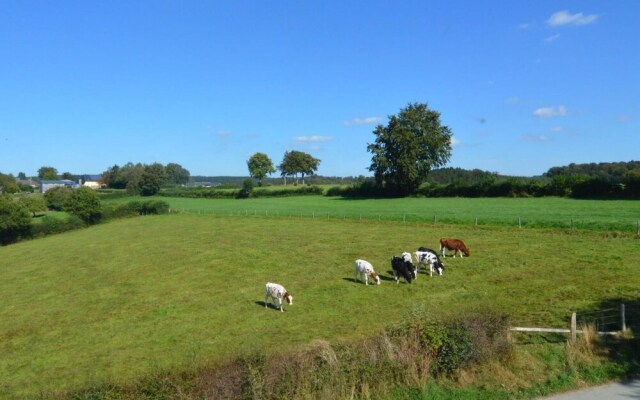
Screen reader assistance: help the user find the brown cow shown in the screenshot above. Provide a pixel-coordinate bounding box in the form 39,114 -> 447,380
439,238 -> 470,258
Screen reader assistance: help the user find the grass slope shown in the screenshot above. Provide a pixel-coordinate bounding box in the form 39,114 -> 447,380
1,212 -> 639,398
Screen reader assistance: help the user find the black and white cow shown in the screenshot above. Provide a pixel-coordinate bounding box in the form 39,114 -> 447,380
391,256 -> 415,284
414,247 -> 445,277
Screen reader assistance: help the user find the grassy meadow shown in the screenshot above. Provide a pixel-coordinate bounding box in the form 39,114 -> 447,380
107,195 -> 640,232
1,196 -> 640,398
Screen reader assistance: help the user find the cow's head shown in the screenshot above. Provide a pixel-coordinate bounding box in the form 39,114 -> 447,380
370,271 -> 381,285
462,247 -> 470,257
284,292 -> 293,305
435,261 -> 445,276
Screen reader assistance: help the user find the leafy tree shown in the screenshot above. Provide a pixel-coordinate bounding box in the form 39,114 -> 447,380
367,102 -> 453,195
139,163 -> 166,196
38,166 -> 58,180
278,150 -> 320,185
44,186 -> 73,211
0,195 -> 31,244
65,187 -> 101,224
18,194 -> 47,217
247,152 -> 276,186
17,172 -> 27,180
0,172 -> 19,194
61,172 -> 76,180
165,163 -> 190,185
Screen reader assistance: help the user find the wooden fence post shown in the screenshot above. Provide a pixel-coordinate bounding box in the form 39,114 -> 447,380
518,217 -> 522,228
571,312 -> 577,343
621,303 -> 627,332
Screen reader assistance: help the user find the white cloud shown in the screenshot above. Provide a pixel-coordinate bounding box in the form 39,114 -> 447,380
547,10 -> 598,27
450,136 -> 461,147
521,134 -> 550,142
344,117 -> 382,126
533,105 -> 567,118
545,34 -> 561,42
617,114 -> 632,122
294,135 -> 332,143
550,126 -> 564,132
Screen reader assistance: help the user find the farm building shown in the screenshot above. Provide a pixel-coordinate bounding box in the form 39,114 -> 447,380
39,180 -> 80,193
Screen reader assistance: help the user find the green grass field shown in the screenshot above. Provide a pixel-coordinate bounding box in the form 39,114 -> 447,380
106,195 -> 640,232
2,200 -> 640,398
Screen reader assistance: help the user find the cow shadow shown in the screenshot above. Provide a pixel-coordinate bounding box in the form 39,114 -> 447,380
255,301 -> 287,311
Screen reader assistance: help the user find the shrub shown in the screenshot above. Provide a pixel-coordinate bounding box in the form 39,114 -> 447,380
65,187 -> 102,225
140,200 -> 170,215
44,186 -> 73,211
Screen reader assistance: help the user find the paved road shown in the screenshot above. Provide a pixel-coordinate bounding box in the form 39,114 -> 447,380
540,379 -> 640,399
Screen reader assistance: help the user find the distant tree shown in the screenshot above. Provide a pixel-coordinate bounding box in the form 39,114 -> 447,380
38,166 -> 58,180
623,169 -> 640,197
247,152 -> 276,186
278,150 -> 320,185
17,172 -> 27,180
0,195 -> 31,244
0,172 -> 19,194
65,187 -> 101,224
44,186 -> 73,211
61,172 -> 75,181
18,194 -> 47,217
139,163 -> 166,196
165,163 -> 190,185
367,102 -> 452,195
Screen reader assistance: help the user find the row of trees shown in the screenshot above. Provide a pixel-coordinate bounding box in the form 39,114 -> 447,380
247,150 -> 320,186
100,162 -> 190,195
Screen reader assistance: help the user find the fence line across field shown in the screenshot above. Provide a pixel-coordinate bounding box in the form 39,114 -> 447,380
170,208 -> 640,233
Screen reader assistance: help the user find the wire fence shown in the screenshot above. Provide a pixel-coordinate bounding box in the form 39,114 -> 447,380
168,207 -> 640,234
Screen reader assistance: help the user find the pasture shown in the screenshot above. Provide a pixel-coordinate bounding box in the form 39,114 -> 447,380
1,201 -> 639,398
107,195 -> 640,232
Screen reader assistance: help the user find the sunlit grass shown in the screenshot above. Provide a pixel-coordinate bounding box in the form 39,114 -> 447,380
1,212 -> 639,398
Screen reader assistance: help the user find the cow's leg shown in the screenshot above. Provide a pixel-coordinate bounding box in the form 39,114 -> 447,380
265,295 -> 269,309
279,298 -> 283,312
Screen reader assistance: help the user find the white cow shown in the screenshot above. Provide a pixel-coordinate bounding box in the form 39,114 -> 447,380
265,282 -> 293,312
354,259 -> 381,286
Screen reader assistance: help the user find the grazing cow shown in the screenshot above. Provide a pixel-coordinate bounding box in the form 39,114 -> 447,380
391,256 -> 415,284
355,259 -> 381,286
401,251 -> 417,279
265,282 -> 293,312
439,238 -> 470,258
414,247 -> 445,277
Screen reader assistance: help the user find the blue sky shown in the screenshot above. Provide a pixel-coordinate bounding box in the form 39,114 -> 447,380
1,1 -> 638,178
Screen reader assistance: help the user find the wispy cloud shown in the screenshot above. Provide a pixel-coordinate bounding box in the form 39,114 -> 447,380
344,117 -> 382,126
533,106 -> 567,118
294,135 -> 332,143
545,34 -> 561,43
521,134 -> 551,142
518,22 -> 532,30
617,114 -> 632,122
550,126 -> 564,132
547,10 -> 598,27
451,136 -> 461,147
216,130 -> 230,138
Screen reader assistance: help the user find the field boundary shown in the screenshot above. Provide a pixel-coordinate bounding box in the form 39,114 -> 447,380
168,207 -> 640,234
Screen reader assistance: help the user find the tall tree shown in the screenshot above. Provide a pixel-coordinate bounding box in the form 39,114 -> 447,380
38,166 -> 58,180
367,102 -> 452,195
278,150 -> 320,185
247,152 -> 276,186
139,163 -> 166,196
165,163 -> 190,185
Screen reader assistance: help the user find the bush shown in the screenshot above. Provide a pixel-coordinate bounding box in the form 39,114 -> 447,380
44,186 -> 73,211
0,195 -> 31,245
140,200 -> 170,215
65,187 -> 102,225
